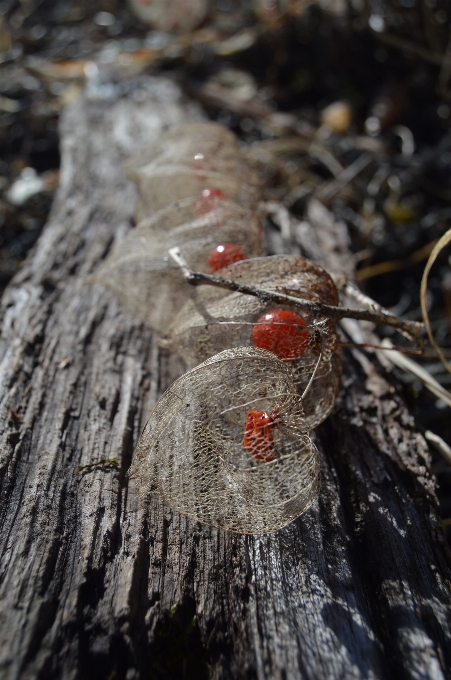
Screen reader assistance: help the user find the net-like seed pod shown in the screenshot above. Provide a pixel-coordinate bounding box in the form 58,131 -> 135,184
129,347 -> 319,534
130,194 -> 262,241
91,200 -> 265,333
165,255 -> 342,428
125,122 -> 260,220
125,122 -> 241,173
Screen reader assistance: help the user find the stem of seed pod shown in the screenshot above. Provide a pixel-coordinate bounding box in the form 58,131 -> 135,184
168,248 -> 424,343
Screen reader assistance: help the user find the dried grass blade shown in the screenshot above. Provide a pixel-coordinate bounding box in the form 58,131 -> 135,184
424,431 -> 451,466
420,227 -> 451,374
380,338 -> 451,408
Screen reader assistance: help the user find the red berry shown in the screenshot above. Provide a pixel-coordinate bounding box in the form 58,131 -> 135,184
252,309 -> 310,361
243,410 -> 275,462
201,188 -> 228,200
208,244 -> 247,272
194,188 -> 229,216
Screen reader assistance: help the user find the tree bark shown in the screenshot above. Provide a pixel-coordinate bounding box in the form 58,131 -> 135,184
0,75 -> 450,680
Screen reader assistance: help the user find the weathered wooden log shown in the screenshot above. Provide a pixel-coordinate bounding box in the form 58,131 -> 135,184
0,75 -> 450,680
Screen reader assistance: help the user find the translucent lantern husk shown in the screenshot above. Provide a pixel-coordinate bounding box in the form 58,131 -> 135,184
128,194 -> 262,241
91,199 -> 265,333
129,347 -> 320,534
124,122 -> 241,174
125,122 -> 260,219
165,255 -> 342,428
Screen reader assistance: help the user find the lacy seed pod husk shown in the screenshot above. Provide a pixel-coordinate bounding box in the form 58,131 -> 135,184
125,122 -> 241,174
129,347 -> 320,534
125,122 -> 260,220
132,194 -> 261,241
91,200 -> 265,333
165,255 -> 342,428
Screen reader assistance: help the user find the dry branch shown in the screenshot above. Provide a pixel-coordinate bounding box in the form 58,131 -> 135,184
168,247 -> 424,342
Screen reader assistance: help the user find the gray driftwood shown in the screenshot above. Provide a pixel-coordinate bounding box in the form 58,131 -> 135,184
0,76 -> 450,680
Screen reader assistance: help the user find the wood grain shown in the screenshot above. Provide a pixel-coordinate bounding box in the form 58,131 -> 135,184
0,75 -> 450,680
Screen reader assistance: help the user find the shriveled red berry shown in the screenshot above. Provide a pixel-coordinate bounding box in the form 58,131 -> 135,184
194,188 -> 229,216
208,244 -> 247,272
243,410 -> 275,462
252,309 -> 310,361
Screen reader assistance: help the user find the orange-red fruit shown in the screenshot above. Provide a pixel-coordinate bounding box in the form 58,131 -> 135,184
243,410 -> 275,462
208,244 -> 247,272
194,188 -> 229,216
252,309 -> 309,361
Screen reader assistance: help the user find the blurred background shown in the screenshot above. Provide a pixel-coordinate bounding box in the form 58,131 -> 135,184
1,0 -> 451,537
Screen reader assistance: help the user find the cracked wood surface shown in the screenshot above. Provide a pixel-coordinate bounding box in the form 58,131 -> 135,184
0,76 -> 450,680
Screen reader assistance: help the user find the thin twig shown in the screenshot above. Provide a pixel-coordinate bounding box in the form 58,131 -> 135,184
186,80 -> 272,120
300,337 -> 324,401
342,281 -> 422,343
339,341 -> 423,356
316,153 -> 372,201
169,248 -> 424,342
355,239 -> 439,281
374,32 -> 443,66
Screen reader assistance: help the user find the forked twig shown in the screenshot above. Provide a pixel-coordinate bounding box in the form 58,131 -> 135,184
76,458 -> 119,474
169,248 -> 424,343
342,282 -> 423,344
